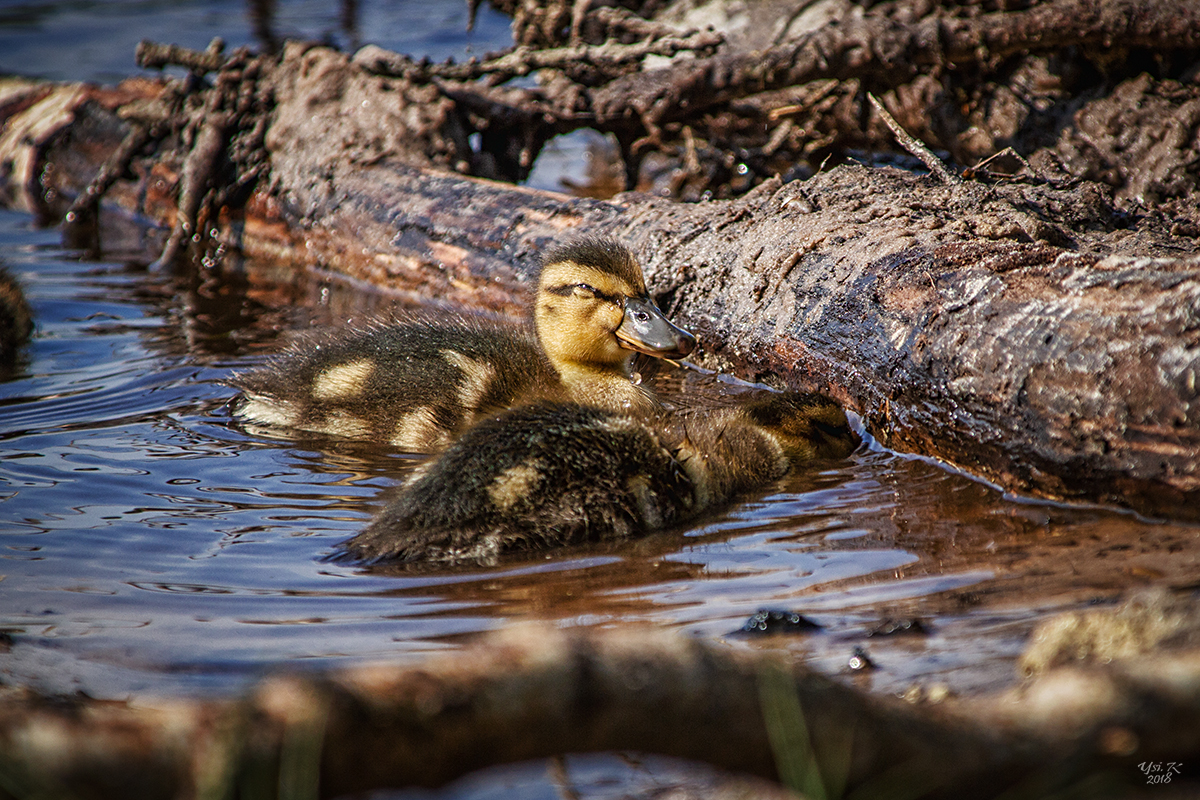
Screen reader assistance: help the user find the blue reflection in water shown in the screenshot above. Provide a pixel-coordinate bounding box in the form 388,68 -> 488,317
0,0 -> 512,84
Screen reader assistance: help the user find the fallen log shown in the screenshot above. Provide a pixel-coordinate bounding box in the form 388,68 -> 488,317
1,625 -> 1197,799
9,53 -> 1200,522
1,58 -> 1198,520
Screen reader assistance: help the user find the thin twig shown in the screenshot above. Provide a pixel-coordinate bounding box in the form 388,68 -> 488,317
64,124 -> 154,223
964,146 -> 1035,180
867,92 -> 960,185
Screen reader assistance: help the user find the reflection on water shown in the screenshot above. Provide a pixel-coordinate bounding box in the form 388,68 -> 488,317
0,0 -> 511,84
2,207 -> 1197,701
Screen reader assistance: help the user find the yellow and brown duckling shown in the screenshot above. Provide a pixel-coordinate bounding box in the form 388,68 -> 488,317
333,391 -> 859,564
229,237 -> 695,452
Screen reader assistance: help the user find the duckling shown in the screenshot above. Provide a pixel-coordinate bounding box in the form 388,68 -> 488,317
228,237 -> 695,452
333,391 -> 859,564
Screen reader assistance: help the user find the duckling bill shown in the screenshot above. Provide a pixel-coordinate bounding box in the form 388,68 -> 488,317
334,392 -> 859,564
228,237 -> 694,451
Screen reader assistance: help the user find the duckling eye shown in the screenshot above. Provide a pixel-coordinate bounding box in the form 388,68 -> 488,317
571,284 -> 598,299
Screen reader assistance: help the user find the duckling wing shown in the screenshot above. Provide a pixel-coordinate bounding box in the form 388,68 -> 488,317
229,317 -> 560,451
335,402 -> 696,564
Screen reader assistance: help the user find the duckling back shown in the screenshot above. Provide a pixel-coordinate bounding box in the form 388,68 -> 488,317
230,316 -> 561,452
335,391 -> 859,565
335,402 -> 694,563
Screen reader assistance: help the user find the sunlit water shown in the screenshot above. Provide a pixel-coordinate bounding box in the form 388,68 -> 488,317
4,206 -> 1197,705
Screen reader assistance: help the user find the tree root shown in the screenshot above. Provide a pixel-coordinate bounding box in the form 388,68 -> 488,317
474,0 -> 1196,199
57,0 -> 1200,220
589,0 -> 1200,131
91,39 -> 276,269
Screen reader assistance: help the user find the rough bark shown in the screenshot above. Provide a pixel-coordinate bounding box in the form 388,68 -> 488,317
1,63 -> 1198,520
370,0 -> 1200,203
464,0 -> 1200,198
2,625 -> 1198,799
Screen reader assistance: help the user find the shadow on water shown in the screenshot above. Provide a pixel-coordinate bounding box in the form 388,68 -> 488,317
1,207 -> 1197,707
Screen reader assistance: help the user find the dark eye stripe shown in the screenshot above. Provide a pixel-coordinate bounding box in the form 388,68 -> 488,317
545,283 -> 623,305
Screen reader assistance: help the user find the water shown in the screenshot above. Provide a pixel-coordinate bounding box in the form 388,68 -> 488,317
0,0 -> 512,84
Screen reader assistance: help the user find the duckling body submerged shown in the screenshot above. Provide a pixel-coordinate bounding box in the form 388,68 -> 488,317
229,238 -> 695,450
335,392 -> 859,564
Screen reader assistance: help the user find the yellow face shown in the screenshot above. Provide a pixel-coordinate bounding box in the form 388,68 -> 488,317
535,256 -> 696,378
535,259 -> 638,373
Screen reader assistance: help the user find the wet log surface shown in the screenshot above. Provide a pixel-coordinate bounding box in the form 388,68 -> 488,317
3,60 -> 1197,519
627,170 -> 1200,519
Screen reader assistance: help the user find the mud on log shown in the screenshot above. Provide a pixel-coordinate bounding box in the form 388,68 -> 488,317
2,625 -> 1199,799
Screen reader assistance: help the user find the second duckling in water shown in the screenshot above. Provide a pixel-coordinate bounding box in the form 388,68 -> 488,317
229,237 -> 695,452
335,392 -> 859,564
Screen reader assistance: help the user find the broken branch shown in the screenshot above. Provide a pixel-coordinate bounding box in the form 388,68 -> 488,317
135,39 -> 229,74
354,28 -> 723,86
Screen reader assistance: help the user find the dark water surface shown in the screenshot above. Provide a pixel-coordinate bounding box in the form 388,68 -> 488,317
3,0 -> 1200,739
0,0 -> 511,84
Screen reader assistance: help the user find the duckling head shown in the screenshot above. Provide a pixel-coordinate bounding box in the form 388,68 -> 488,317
534,237 -> 696,406
742,392 -> 861,462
